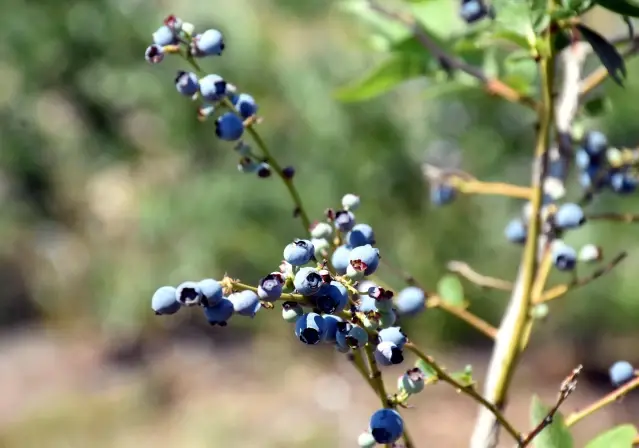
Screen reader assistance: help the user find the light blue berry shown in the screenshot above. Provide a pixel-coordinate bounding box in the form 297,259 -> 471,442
331,244 -> 352,275
397,368 -> 425,394
342,193 -> 361,211
430,183 -> 456,206
295,312 -> 326,345
151,286 -> 181,315
282,301 -> 304,322
176,281 -> 203,306
215,112 -> 244,141
145,44 -> 164,64
258,274 -> 283,301
203,298 -> 234,326
336,322 -> 368,349
504,218 -> 527,244
369,409 -> 404,444
283,239 -> 315,266
174,71 -> 199,97
357,432 -> 376,448
191,29 -> 225,56
232,93 -> 258,119
583,130 -> 608,156
460,0 -> 490,23
347,223 -> 375,248
322,314 -> 344,343
378,310 -> 397,328
228,290 -> 261,317
357,295 -> 378,313
349,244 -> 380,276
199,74 -> 228,102
294,267 -> 323,295
334,210 -> 356,232
610,172 -> 638,194
152,25 -> 178,46
395,286 -> 426,316
310,222 -> 333,239
378,327 -> 407,349
311,238 -> 331,259
554,203 -> 585,229
197,278 -> 224,307
609,360 -> 635,387
551,240 -> 577,271
575,148 -> 593,170
375,341 -> 404,366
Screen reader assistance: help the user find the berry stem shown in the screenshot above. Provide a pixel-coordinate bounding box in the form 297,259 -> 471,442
587,212 -> 639,223
222,278 -> 311,304
450,179 -> 533,199
426,297 -> 497,339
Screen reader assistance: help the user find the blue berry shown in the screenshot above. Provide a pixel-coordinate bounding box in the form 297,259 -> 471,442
232,93 -> 258,119
322,314 -> 344,343
228,290 -> 261,317
579,167 -> 605,190
310,222 -> 333,239
311,238 -> 330,259
256,162 -> 271,178
504,218 -> 527,244
346,223 -> 375,248
369,409 -> 404,444
349,244 -> 380,276
331,244 -> 352,275
575,148 -> 594,170
258,273 -> 284,301
174,71 -> 199,97
237,157 -> 259,173
151,286 -> 181,315
395,286 -> 426,316
199,74 -> 229,102
316,281 -> 349,312
283,239 -> 315,266
152,25 -> 178,46
197,278 -> 224,307
610,171 -> 638,194
430,183 -> 456,205
375,341 -> 404,366
341,193 -> 361,211
378,327 -> 407,349
293,267 -> 323,296
379,311 -> 397,328
191,29 -> 225,57
609,360 -> 635,387
215,112 -> 245,141
282,166 -> 295,179
460,0 -> 490,23
554,203 -> 586,229
176,281 -> 203,306
295,312 -> 326,345
334,210 -> 356,232
583,130 -> 608,156
145,44 -> 164,64
203,298 -> 234,326
357,295 -> 378,313
551,240 -> 577,271
398,368 -> 425,394
336,322 -> 369,349
282,301 -> 303,322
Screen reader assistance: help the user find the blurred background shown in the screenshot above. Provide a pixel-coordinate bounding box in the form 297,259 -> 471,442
0,0 -> 638,446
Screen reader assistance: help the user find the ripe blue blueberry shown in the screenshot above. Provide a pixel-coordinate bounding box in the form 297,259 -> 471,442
336,322 -> 369,349
554,203 -> 586,229
579,167 -> 605,190
331,244 -> 352,275
460,0 -> 491,23
349,244 -> 380,276
282,301 -> 304,322
145,44 -> 165,64
369,409 -> 404,444
430,183 -> 456,206
334,210 -> 356,232
346,223 -> 375,248
282,166 -> 295,179
378,326 -> 407,349
228,290 -> 261,317
175,71 -> 199,97
367,286 -> 394,312
258,273 -> 284,301
215,112 -> 245,141
191,29 -> 225,57
583,130 -> 608,156
152,25 -> 178,46
197,278 -> 224,307
232,93 -> 258,119
551,240 -> 577,271
203,298 -> 234,326
322,314 -> 344,343
610,171 -> 638,194
341,193 -> 361,211
375,341 -> 404,366
176,281 -> 203,306
283,239 -> 315,266
379,310 -> 397,328
294,267 -> 323,295
609,360 -> 635,387
504,218 -> 527,244
151,286 -> 181,315
310,222 -> 333,239
398,367 -> 426,394
295,312 -> 326,345
357,295 -> 378,313
199,74 -> 229,102
256,162 -> 271,178
575,148 -> 595,170
316,281 -> 349,313
395,286 -> 426,316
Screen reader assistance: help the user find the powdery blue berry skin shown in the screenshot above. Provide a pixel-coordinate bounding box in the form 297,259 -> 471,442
215,112 -> 245,141
554,203 -> 586,229
310,222 -> 333,239
369,409 -> 404,444
334,210 -> 356,232
152,25 -> 178,46
378,327 -> 407,349
203,298 -> 234,326
583,130 -> 608,156
283,239 -> 315,266
294,267 -> 323,296
398,369 -> 425,394
199,74 -> 228,102
151,286 -> 181,315
282,301 -> 304,322
395,286 -> 426,316
575,148 -> 594,170
460,0 -> 490,23
174,71 -> 199,97
311,238 -> 330,259
430,183 -> 456,206
316,281 -> 349,313
346,223 -> 375,248
349,244 -> 380,276
233,93 -> 258,119
191,29 -> 225,56
295,312 -> 326,345
331,245 -> 352,275
176,281 -> 203,306
551,241 -> 577,271
504,218 -> 527,244
257,274 -> 283,301
322,314 -> 343,343
375,341 -> 404,366
197,278 -> 224,307
145,44 -> 165,64
610,172 -> 638,194
609,360 -> 635,387
378,310 -> 397,328
329,281 -> 349,311
357,295 -> 378,313
336,323 -> 369,349
341,193 -> 361,211
228,290 -> 261,317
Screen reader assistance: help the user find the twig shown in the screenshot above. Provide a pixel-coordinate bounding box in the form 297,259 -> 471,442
535,251 -> 627,304
365,0 -> 538,110
427,296 -> 498,339
519,365 -> 582,447
447,261 -> 514,291
587,213 -> 639,223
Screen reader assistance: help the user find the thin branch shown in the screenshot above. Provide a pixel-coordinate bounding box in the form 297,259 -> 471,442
587,213 -> 639,223
447,261 -> 514,291
427,296 -> 498,339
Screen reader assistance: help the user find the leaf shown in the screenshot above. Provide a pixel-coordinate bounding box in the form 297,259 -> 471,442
504,53 -> 538,95
529,395 -> 574,448
437,274 -> 465,306
451,364 -> 475,387
415,358 -> 437,378
583,96 -> 612,116
584,424 -> 638,448
623,15 -> 635,41
339,0 -> 409,41
577,24 -> 627,86
594,0 -> 639,17
333,54 -> 430,102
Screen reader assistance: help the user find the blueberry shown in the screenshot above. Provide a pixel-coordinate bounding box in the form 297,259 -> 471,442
369,409 -> 404,444
215,112 -> 245,141
554,203 -> 586,229
357,295 -> 378,313
237,157 -> 259,173
256,162 -> 271,178
331,244 -> 352,275
316,281 -> 349,312
197,278 -> 224,307
232,93 -> 258,119
228,290 -> 261,317
504,218 -> 527,244
282,166 -> 295,179
357,432 -> 376,448
575,148 -> 594,170
322,314 -> 343,343
334,210 -> 356,232
341,193 -> 361,211
578,244 -> 602,263
378,310 -> 397,328
378,327 -> 407,349
295,312 -> 326,345
395,286 -> 426,316
283,239 -> 315,266
144,44 -> 164,64
346,223 -> 375,248
310,222 -> 333,239
349,244 -> 380,276
174,71 -> 199,97
176,281 -> 203,306
579,167 -> 606,190
375,341 -> 404,366
398,367 -> 426,394
551,240 -> 577,271
258,273 -> 284,301
191,29 -> 225,57
430,183 -> 456,206
203,298 -> 234,326
294,267 -> 323,296
199,74 -> 229,102
311,238 -> 331,260
460,0 -> 490,23
151,286 -> 181,315
282,301 -> 304,323
609,360 -> 635,387
336,322 -> 369,349
152,25 -> 178,46
610,171 -> 638,194
583,130 -> 608,156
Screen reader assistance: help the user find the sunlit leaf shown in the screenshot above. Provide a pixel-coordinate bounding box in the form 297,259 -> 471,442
437,274 -> 465,306
584,424 -> 638,448
529,395 -> 574,448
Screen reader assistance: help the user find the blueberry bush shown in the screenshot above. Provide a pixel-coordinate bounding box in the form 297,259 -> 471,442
144,2 -> 639,447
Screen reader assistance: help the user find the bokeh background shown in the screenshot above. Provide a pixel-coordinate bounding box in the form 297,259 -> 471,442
0,0 -> 638,446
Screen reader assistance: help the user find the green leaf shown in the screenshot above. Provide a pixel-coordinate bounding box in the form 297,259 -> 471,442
415,358 -> 437,378
339,0 -> 409,41
529,395 -> 574,448
577,24 -> 627,86
333,54 -> 430,102
451,364 -> 475,387
583,96 -> 612,116
504,53 -> 538,95
437,274 -> 465,306
584,424 -> 638,448
594,0 -> 639,17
